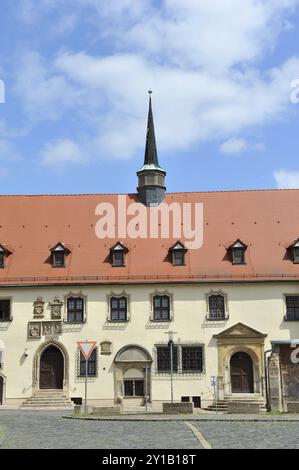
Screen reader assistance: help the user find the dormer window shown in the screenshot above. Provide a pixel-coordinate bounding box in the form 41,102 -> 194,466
170,242 -> 187,266
50,243 -> 70,268
110,242 -> 128,267
0,245 -> 11,269
229,240 -> 246,265
290,240 -> 299,264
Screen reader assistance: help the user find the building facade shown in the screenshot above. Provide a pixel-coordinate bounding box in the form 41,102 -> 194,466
0,96 -> 299,411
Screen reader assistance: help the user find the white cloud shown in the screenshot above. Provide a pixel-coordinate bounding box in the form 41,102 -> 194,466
220,138 -> 248,154
274,170 -> 299,188
40,139 -> 84,168
12,0 -> 299,162
0,140 -> 22,162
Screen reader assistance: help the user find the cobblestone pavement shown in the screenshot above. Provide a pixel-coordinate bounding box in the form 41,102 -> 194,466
0,411 -> 201,449
194,421 -> 299,449
1,411 -> 299,449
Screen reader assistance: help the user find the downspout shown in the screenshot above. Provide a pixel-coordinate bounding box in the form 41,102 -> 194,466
264,348 -> 273,412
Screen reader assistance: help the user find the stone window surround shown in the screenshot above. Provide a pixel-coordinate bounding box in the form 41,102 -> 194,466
106,291 -> 131,322
0,297 -> 13,322
205,290 -> 229,321
64,291 -> 87,323
149,289 -> 174,322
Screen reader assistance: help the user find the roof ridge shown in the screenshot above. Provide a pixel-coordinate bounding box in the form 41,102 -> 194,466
0,188 -> 298,198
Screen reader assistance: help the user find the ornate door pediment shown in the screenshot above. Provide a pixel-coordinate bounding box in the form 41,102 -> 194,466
214,322 -> 267,341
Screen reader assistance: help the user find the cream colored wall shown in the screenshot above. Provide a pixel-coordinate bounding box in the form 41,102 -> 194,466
0,282 -> 299,406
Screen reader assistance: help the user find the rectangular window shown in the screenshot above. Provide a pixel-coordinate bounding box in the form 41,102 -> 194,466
113,251 -> 124,267
0,299 -> 10,321
110,297 -> 127,321
67,297 -> 84,323
153,295 -> 170,321
124,380 -> 144,397
0,253 -> 4,268
182,346 -> 203,372
208,295 -> 225,320
156,345 -> 178,372
53,251 -> 65,267
79,349 -> 97,376
285,296 -> 299,321
232,247 -> 245,264
173,250 -> 184,266
294,247 -> 299,264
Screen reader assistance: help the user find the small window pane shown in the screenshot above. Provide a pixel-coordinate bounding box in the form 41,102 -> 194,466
208,295 -> 225,320
157,346 -> 178,372
0,300 -> 10,321
232,247 -> 245,264
79,349 -> 97,377
0,253 -> 4,268
134,380 -> 144,396
182,347 -> 203,372
124,380 -> 134,397
67,297 -> 84,323
53,251 -> 65,267
286,296 -> 299,320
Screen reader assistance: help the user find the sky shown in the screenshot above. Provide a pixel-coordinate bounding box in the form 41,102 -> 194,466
0,0 -> 299,195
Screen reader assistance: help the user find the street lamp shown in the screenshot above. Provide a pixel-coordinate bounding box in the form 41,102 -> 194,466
165,330 -> 177,403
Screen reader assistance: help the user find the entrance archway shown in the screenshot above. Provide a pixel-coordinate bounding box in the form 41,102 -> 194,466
0,375 -> 3,405
40,345 -> 64,389
230,352 -> 254,393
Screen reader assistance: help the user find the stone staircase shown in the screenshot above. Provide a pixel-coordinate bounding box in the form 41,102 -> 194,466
205,399 -> 267,413
21,390 -> 74,409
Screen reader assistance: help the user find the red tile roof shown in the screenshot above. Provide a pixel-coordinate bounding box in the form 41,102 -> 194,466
0,189 -> 299,286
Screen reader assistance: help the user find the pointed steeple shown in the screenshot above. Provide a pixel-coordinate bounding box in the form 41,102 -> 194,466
144,91 -> 159,168
137,91 -> 166,207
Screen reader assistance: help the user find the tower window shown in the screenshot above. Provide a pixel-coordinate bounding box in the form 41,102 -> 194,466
229,240 -> 246,265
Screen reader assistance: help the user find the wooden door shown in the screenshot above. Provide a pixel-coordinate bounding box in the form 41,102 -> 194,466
230,352 -> 254,393
40,346 -> 63,389
0,376 -> 3,405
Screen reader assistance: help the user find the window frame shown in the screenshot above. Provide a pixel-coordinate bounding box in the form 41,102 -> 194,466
155,343 -> 204,375
0,299 -> 12,322
206,291 -> 228,321
153,295 -> 171,321
110,242 -> 128,268
110,296 -> 128,322
79,348 -> 97,377
284,295 -> 299,321
229,240 -> 247,265
66,296 -> 85,323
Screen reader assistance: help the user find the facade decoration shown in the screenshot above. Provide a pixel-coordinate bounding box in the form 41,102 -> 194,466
33,298 -> 45,319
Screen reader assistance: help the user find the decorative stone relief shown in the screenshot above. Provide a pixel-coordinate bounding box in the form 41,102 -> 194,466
33,298 -> 45,319
49,297 -> 63,320
28,321 -> 62,338
28,322 -> 42,338
100,341 -> 112,355
42,321 -> 62,336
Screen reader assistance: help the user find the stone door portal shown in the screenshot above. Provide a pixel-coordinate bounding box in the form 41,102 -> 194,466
230,352 -> 254,393
40,345 -> 64,389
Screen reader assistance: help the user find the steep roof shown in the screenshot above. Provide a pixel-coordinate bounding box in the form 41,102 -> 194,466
0,189 -> 299,286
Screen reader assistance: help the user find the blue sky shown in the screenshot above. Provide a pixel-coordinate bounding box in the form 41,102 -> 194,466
0,0 -> 299,195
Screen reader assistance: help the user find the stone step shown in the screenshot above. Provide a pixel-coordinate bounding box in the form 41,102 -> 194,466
21,403 -> 74,409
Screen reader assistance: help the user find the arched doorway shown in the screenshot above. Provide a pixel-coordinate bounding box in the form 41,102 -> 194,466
230,352 -> 254,393
40,345 -> 64,389
0,375 -> 3,405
